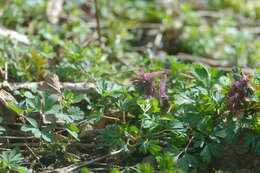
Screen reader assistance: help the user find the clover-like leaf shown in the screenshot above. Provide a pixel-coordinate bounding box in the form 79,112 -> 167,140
41,131 -> 56,142
26,117 -> 38,128
67,106 -> 84,121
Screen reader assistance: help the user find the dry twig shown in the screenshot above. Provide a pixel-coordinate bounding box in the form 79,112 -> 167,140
0,28 -> 30,45
177,53 -> 255,73
25,143 -> 46,170
55,149 -> 122,173
0,82 -> 96,92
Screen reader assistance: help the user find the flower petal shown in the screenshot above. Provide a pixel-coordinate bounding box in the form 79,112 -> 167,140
159,74 -> 168,99
143,71 -> 165,80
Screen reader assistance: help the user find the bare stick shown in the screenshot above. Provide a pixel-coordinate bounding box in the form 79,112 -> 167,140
0,122 -> 23,126
0,136 -> 34,139
55,149 -> 122,173
177,53 -> 255,73
0,82 -> 96,92
4,62 -> 7,82
0,143 -> 40,147
25,143 -> 46,170
0,148 -> 11,151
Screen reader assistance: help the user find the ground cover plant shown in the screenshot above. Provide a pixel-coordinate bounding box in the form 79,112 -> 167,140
0,0 -> 259,172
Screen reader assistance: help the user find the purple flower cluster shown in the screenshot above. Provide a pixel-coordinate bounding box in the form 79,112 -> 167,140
227,75 -> 250,111
133,68 -> 168,100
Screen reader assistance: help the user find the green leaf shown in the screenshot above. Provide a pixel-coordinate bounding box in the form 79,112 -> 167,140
66,129 -> 80,141
24,91 -> 35,99
6,102 -> 24,114
193,64 -> 210,80
80,168 -> 91,173
55,113 -> 73,123
43,125 -> 57,132
73,93 -> 85,103
200,144 -> 211,163
215,129 -> 228,138
170,119 -> 186,134
192,64 -> 211,87
149,144 -> 161,155
26,117 -> 38,128
0,126 -> 5,135
109,168 -> 120,173
31,129 -> 42,138
21,124 -> 41,138
156,153 -> 175,171
178,153 -> 198,171
16,166 -> 31,173
137,163 -> 154,173
138,100 -> 151,113
255,141 -> 260,154
150,98 -> 160,113
67,123 -> 80,133
21,125 -> 35,132
27,96 -> 41,111
43,92 -> 59,112
41,131 -> 56,142
243,134 -> 256,148
67,106 -> 84,121
0,150 -> 24,165
208,143 -> 223,158
194,141 -> 204,148
174,92 -> 194,105
116,98 -> 133,112
45,104 -> 62,115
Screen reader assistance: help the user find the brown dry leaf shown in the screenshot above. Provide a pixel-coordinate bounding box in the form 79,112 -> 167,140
0,89 -> 18,122
40,73 -> 64,124
41,73 -> 62,95
0,27 -> 30,45
46,0 -> 64,25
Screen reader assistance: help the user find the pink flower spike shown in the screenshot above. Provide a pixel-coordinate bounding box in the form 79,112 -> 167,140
159,74 -> 168,99
231,80 -> 239,88
139,67 -> 145,79
139,68 -> 165,80
143,71 -> 165,80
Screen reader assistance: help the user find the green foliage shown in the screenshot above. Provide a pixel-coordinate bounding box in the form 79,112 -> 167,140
137,163 -> 154,173
80,167 -> 91,173
0,0 -> 259,172
0,149 -> 29,173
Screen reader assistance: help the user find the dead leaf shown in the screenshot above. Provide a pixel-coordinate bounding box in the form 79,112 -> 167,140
40,73 -> 65,124
0,89 -> 18,122
46,0 -> 65,24
41,73 -> 62,95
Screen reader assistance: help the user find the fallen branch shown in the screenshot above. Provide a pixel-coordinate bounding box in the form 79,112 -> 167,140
0,27 -> 30,45
245,26 -> 260,34
0,143 -> 40,147
196,10 -> 226,18
0,136 -> 34,139
55,149 -> 122,173
0,82 -> 96,92
193,10 -> 260,27
177,53 -> 255,73
177,53 -> 230,67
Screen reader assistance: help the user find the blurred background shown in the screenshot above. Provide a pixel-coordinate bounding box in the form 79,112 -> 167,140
0,0 -> 260,82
